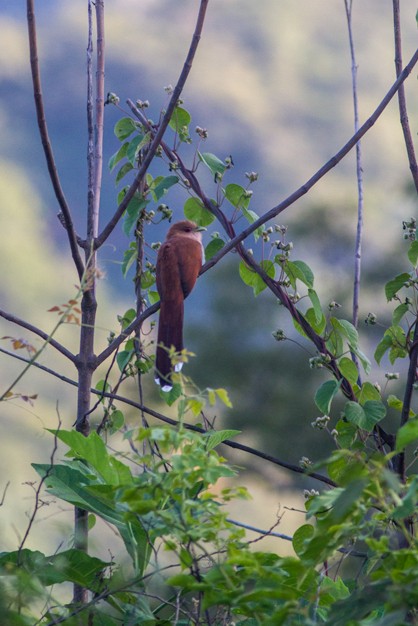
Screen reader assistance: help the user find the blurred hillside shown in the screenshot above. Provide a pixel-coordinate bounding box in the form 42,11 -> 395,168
0,1 -> 417,555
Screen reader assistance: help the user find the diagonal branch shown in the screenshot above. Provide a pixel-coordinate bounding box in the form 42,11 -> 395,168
200,47 -> 418,273
26,0 -> 84,280
94,0 -> 210,249
0,308 -> 76,363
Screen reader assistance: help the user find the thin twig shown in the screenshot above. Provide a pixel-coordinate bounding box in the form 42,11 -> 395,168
18,412 -> 60,554
392,0 -> 418,193
26,0 -> 84,279
94,0 -> 210,249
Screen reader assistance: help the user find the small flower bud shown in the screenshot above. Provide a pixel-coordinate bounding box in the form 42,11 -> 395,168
272,329 -> 286,341
136,99 -> 150,109
385,372 -> 400,380
299,456 -> 312,469
245,171 -> 259,182
105,92 -> 120,105
195,126 -> 208,139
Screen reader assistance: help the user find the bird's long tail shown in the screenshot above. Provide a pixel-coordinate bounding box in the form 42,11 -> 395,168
155,298 -> 184,390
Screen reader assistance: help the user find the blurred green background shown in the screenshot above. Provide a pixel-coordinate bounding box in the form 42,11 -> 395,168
0,0 -> 416,559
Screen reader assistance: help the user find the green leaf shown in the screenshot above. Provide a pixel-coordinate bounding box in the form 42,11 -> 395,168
338,357 -> 358,386
205,237 -> 224,260
183,197 -> 215,227
392,476 -> 418,519
153,175 -> 179,201
292,524 -> 314,558
148,290 -> 160,304
358,381 -> 381,405
214,387 -> 233,407
375,325 -> 408,365
116,349 -> 134,372
285,260 -> 314,288
122,242 -> 137,277
169,106 -> 191,138
123,196 -> 148,237
330,317 -> 359,349
108,142 -> 128,171
239,260 -> 275,296
396,419 -> 418,451
344,400 -> 386,431
204,429 -> 241,450
392,302 -> 409,326
0,549 -> 110,591
385,272 -> 410,301
374,333 -> 393,365
198,152 -> 226,179
352,346 -> 371,374
314,379 -> 341,414
308,288 -> 322,323
52,430 -> 132,486
140,270 -> 156,289
241,207 -> 262,241
116,161 -> 134,184
305,307 -> 326,335
114,117 -> 137,141
407,240 -> 418,267
224,183 -> 251,209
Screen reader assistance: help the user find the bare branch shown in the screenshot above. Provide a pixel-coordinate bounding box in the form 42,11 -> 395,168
200,47 -> 418,273
392,0 -> 418,193
18,414 -> 60,554
87,0 -> 94,225
91,0 -> 105,237
26,0 -> 84,280
94,0 -> 210,249
0,308 -> 76,362
344,0 -> 364,334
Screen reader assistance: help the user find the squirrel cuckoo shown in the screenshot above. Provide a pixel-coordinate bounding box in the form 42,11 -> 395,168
155,220 -> 204,390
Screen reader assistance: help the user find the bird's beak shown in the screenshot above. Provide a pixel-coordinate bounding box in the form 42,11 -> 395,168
195,226 -> 207,232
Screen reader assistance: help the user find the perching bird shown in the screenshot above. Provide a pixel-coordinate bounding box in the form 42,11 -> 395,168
155,220 -> 204,390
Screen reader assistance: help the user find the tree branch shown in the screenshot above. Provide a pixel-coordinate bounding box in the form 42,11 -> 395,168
200,47 -> 418,273
94,0 -> 210,249
26,0 -> 84,280
0,308 -> 76,362
344,0 -> 364,336
392,0 -> 418,193
91,0 -> 105,236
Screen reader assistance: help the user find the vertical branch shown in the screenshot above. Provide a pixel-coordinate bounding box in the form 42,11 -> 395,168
92,0 -> 105,232
392,1 -> 418,488
392,0 -> 418,193
344,0 -> 364,334
87,0 -> 94,222
73,0 -> 105,606
26,0 -> 84,280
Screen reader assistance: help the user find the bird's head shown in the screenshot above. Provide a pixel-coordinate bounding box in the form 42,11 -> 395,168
167,220 -> 206,241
